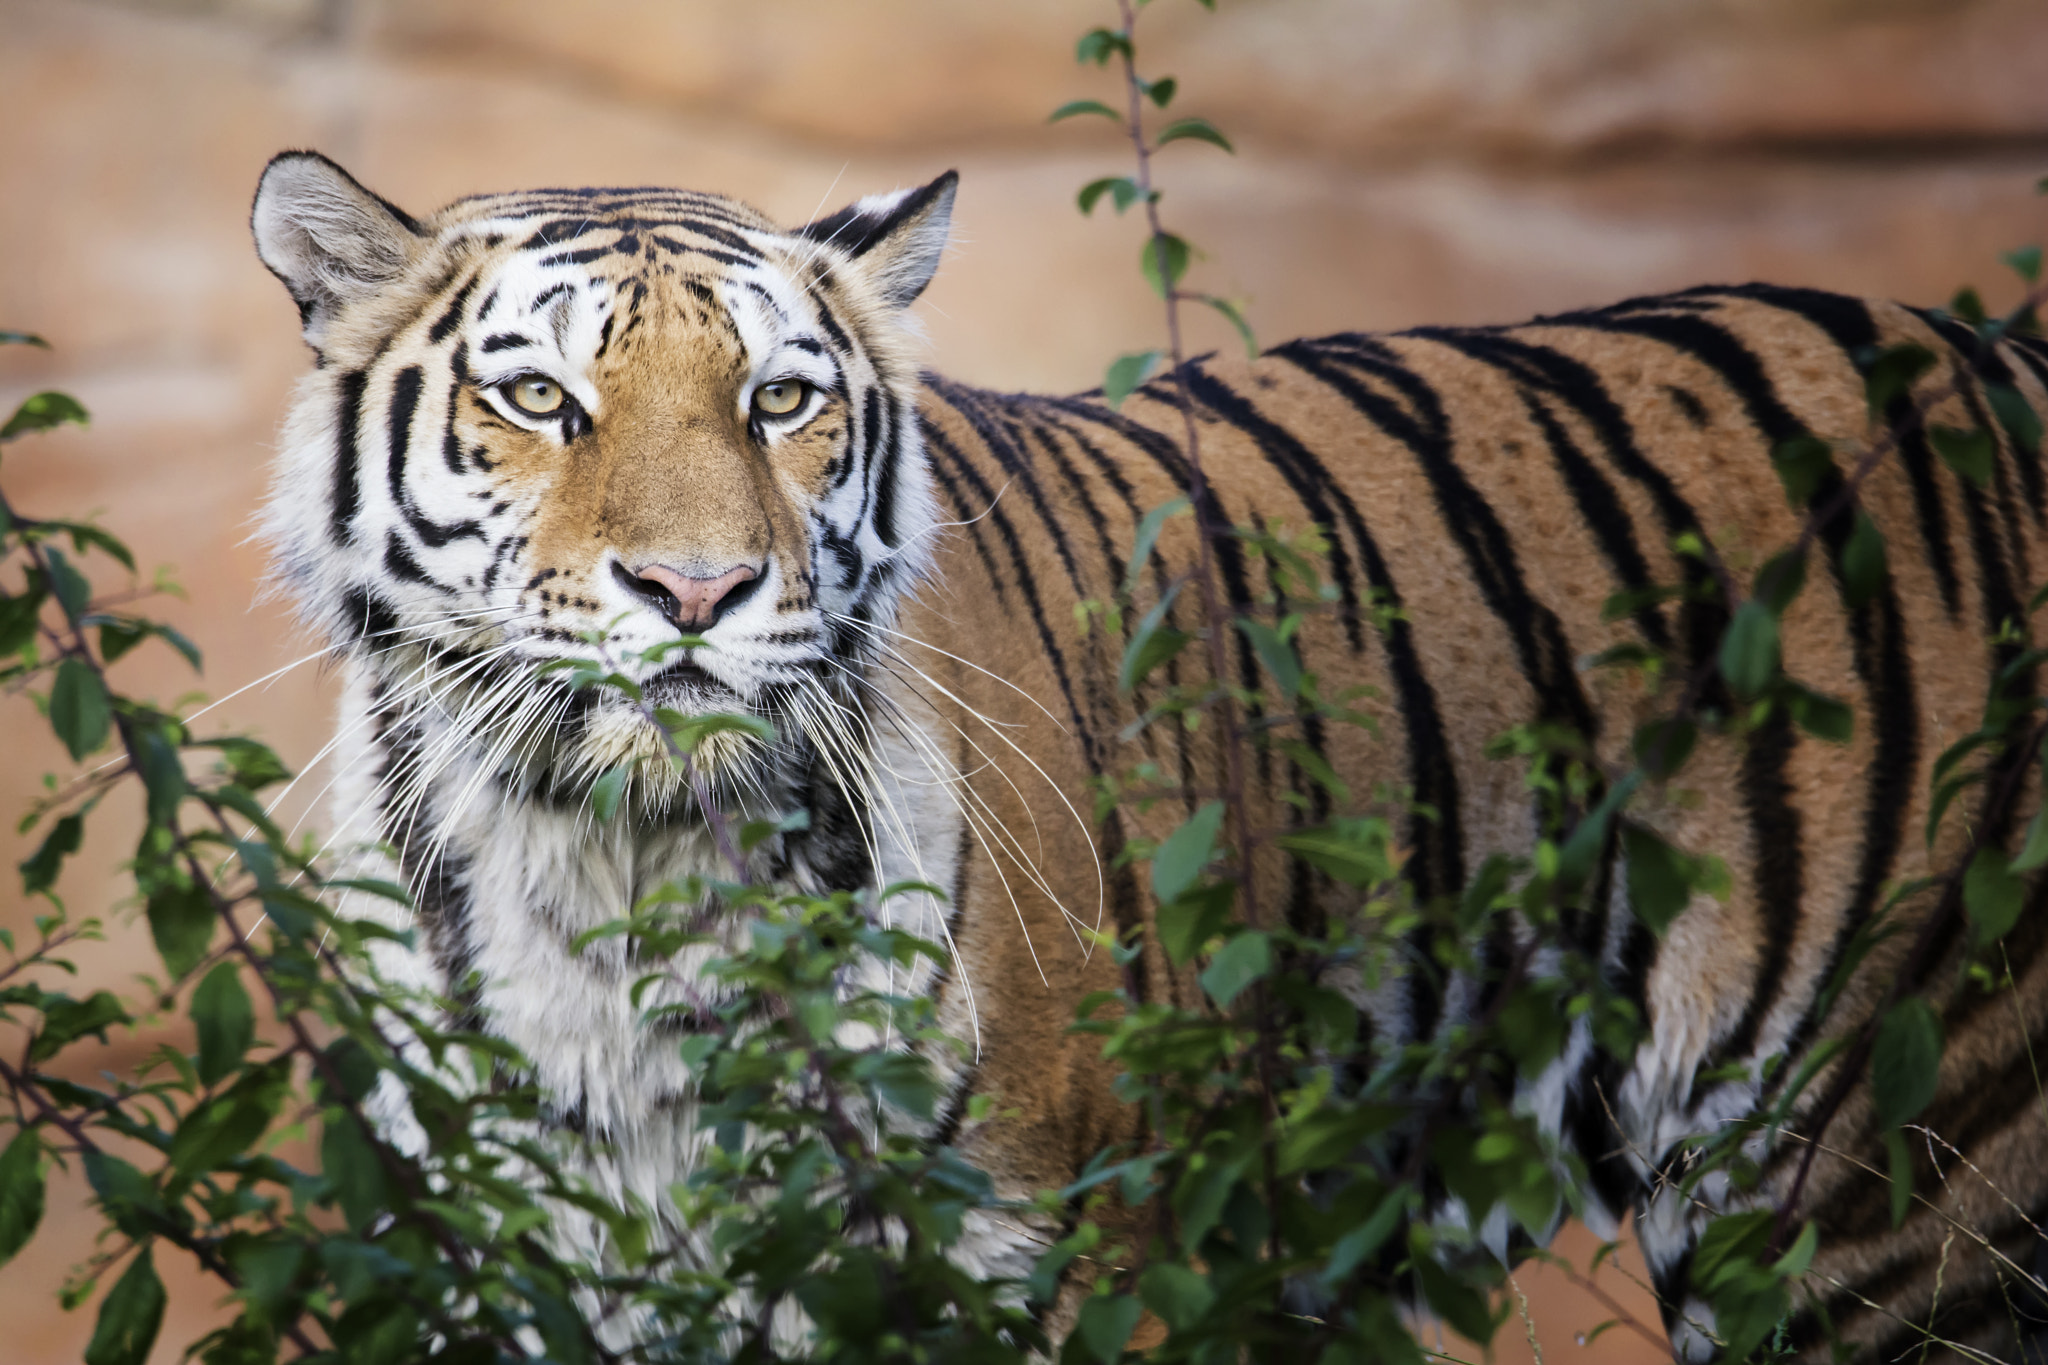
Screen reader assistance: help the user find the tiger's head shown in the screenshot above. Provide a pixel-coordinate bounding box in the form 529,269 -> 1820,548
251,152 -> 953,820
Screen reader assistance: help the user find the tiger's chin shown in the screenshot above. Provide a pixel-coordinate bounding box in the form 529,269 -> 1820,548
551,682 -> 790,825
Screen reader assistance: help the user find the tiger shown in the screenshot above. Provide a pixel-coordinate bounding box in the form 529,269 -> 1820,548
249,148 -> 2048,1361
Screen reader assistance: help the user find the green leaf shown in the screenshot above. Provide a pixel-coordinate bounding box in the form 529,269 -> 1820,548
320,1116 -> 390,1232
1773,1219 -> 1819,1278
1156,881 -> 1232,966
2012,808 -> 2048,873
19,812 -> 83,895
59,522 -> 136,572
591,765 -> 630,823
1137,1263 -> 1213,1331
1155,116 -> 1233,153
0,1128 -> 45,1267
146,882 -> 214,979
1621,823 -> 1692,937
2004,244 -> 2043,284
1199,929 -> 1271,1009
1987,381 -> 2044,461
1841,510 -> 1887,608
1632,717 -> 1697,781
1929,424 -> 1994,489
1755,548 -> 1807,616
1274,822 -> 1397,887
658,709 -> 775,754
1963,846 -> 2025,950
44,546 -> 91,623
0,586 -> 44,656
49,658 -> 111,762
229,1238 -> 305,1326
191,962 -> 254,1087
84,1248 -> 166,1365
1139,232 -> 1191,299
97,619 -> 147,664
1411,1244 -> 1496,1346
1771,435 -> 1835,507
1122,496 -> 1188,593
84,1153 -> 165,1243
168,1067 -> 286,1177
1103,349 -> 1163,410
1857,342 -> 1936,419
1719,600 -> 1780,698
1145,76 -> 1177,108
0,331 -> 49,348
1322,1186 -> 1406,1287
1074,27 -> 1131,65
1,391 -> 89,443
1119,582 -> 1190,692
1885,1127 -> 1914,1229
1555,771 -> 1640,894
1152,800 -> 1225,904
1196,293 -> 1258,358
32,990 -> 126,1061
1235,617 -> 1301,699
1049,99 -> 1121,124
1787,684 -> 1854,744
1077,176 -> 1143,216
1948,286 -> 1987,326
1074,1293 -> 1142,1363
135,725 -> 185,828
1871,997 -> 1942,1130
1457,853 -> 1515,934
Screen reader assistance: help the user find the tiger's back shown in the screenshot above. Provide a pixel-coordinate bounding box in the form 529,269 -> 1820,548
908,285 -> 2048,1361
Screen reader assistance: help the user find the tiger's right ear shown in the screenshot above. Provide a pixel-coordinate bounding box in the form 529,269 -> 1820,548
252,151 -> 423,345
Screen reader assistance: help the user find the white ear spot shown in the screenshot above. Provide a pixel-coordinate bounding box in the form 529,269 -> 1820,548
798,170 -> 958,309
251,151 -> 422,344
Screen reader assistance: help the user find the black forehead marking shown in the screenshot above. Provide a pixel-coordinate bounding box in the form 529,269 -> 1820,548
529,283 -> 571,313
476,285 -> 501,321
741,279 -> 790,325
649,235 -> 754,270
538,246 -> 609,268
481,332 -> 531,353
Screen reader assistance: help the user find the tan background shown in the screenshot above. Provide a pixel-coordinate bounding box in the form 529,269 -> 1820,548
3,0 -> 2046,1359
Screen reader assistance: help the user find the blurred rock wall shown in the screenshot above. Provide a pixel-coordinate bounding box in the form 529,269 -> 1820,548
1,0 -> 2044,1359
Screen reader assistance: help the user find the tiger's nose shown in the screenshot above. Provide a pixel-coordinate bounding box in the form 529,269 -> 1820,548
621,562 -> 761,630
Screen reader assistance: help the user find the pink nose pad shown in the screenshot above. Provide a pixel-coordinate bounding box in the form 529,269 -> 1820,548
633,563 -> 759,630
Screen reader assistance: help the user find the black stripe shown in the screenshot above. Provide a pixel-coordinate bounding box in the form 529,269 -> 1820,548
873,393 -> 909,550
1280,340 -> 1598,739
427,271 -> 479,343
1177,366 -> 1462,897
919,418 -> 1009,610
387,365 -> 484,549
331,369 -> 368,546
481,332 -> 531,353
382,530 -> 439,587
647,237 -> 753,270
1520,392 -> 1673,651
1917,308 -> 2045,519
918,401 -> 1097,758
1523,307 -> 1822,1067
338,585 -> 398,649
1403,327 -> 1724,676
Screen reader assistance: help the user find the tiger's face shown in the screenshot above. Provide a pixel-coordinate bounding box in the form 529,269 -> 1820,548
252,153 -> 953,811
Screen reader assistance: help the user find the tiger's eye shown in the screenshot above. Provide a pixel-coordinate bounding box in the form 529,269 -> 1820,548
752,380 -> 808,417
509,376 -> 564,415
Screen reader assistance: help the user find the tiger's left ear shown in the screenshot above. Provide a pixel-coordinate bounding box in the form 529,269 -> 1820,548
798,171 -> 957,309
